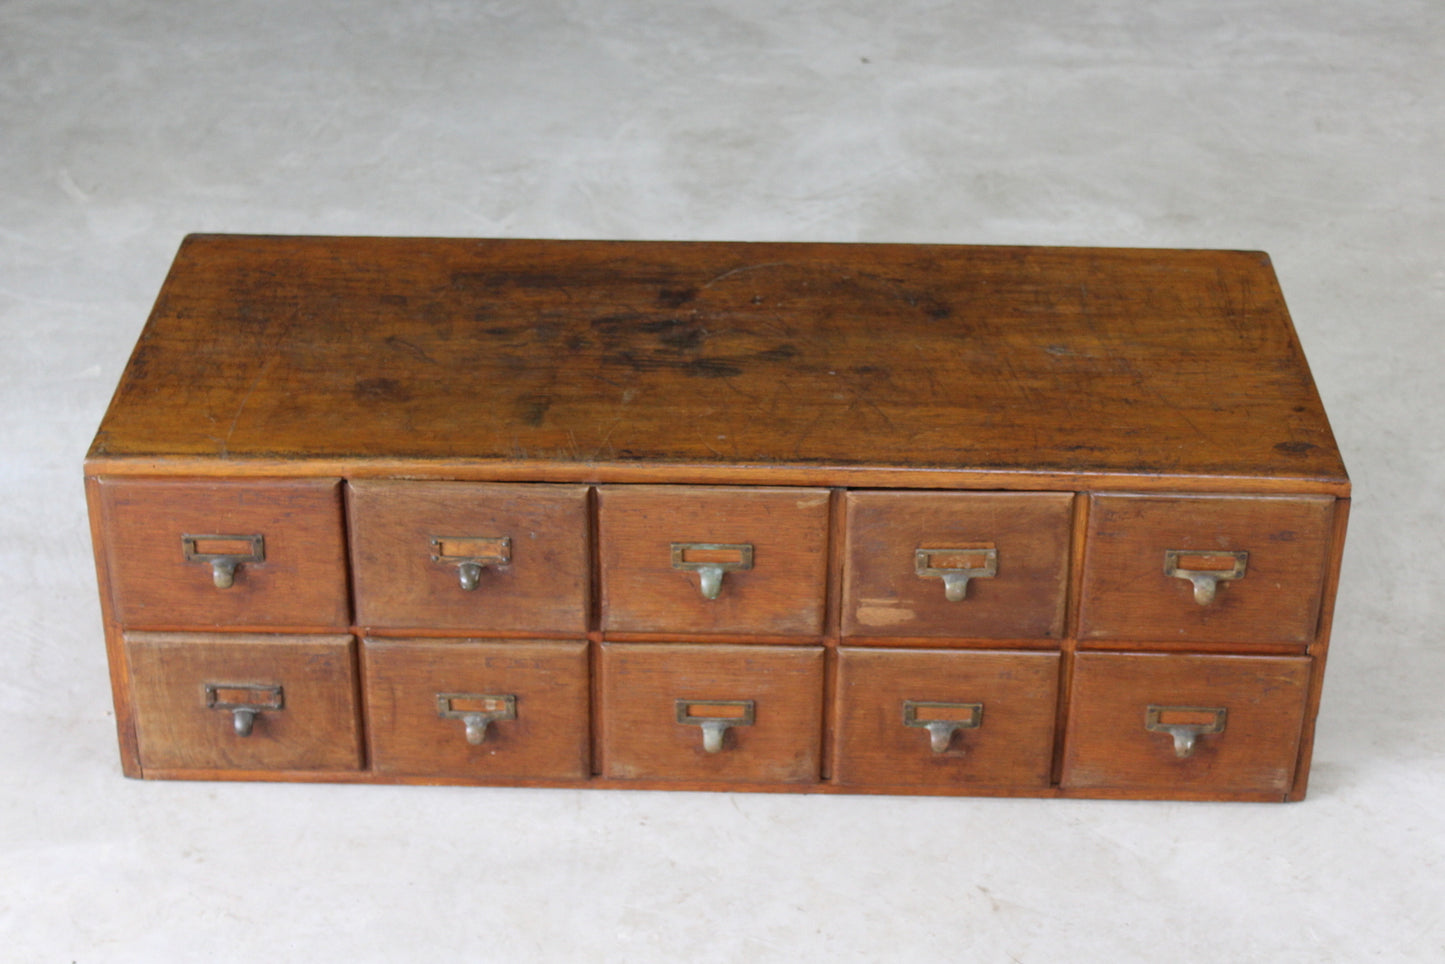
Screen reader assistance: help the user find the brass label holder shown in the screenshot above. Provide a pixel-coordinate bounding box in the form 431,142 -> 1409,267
1145,705 -> 1227,758
903,699 -> 984,753
182,533 -> 265,589
430,536 -> 512,591
671,542 -> 754,600
915,547 -> 998,602
204,682 -> 284,737
675,699 -> 755,753
437,692 -> 517,744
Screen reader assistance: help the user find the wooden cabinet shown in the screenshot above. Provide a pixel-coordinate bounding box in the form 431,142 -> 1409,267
86,236 -> 1349,801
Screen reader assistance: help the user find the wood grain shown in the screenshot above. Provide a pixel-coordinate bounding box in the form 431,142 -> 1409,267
1060,651 -> 1311,795
362,638 -> 589,780
597,485 -> 830,636
842,490 -> 1074,638
88,236 -> 1348,490
349,480 -> 589,633
599,643 -> 824,784
832,648 -> 1059,789
98,477 -> 349,629
125,632 -> 361,772
1077,493 -> 1335,644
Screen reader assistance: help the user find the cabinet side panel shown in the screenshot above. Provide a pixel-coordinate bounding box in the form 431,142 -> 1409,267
86,475 -> 142,776
1289,496 -> 1350,801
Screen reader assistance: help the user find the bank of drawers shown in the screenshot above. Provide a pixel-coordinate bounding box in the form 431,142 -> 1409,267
95,478 -> 1337,798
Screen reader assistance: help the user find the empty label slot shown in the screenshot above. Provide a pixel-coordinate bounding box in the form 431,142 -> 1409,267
1174,553 -> 1241,572
683,701 -> 751,719
1153,708 -> 1223,727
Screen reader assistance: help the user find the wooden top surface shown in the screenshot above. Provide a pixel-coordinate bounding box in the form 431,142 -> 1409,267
88,235 -> 1348,491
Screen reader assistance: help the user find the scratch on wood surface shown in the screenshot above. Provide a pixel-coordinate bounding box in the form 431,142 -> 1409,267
595,416 -> 625,458
790,411 -> 827,459
219,353 -> 278,458
700,263 -> 790,288
385,335 -> 439,366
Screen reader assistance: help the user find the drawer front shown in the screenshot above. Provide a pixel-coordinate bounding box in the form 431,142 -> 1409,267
1060,651 -> 1311,795
125,632 -> 361,772
98,478 -> 349,629
598,486 -> 830,636
362,638 -> 590,780
600,643 -> 824,783
1078,494 -> 1335,644
833,648 -> 1059,789
842,491 -> 1073,639
349,481 -> 590,633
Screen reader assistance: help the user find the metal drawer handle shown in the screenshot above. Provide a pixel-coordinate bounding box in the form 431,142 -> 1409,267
903,700 -> 983,753
183,534 -> 265,589
671,543 -> 754,600
205,682 -> 283,737
437,693 -> 517,745
915,547 -> 998,602
430,536 -> 512,591
1145,705 -> 1227,758
1164,549 -> 1248,606
676,699 -> 755,753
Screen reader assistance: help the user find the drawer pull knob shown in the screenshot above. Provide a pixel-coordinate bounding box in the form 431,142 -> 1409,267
204,682 -> 284,738
671,543 -> 754,600
1145,705 -> 1227,758
437,693 -> 517,745
676,699 -> 755,753
430,536 -> 512,591
182,534 -> 265,589
915,547 -> 997,602
232,708 -> 257,737
1163,550 -> 1249,605
903,700 -> 983,753
457,562 -> 483,592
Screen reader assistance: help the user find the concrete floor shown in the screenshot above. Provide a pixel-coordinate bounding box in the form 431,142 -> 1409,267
2,1 -> 1442,960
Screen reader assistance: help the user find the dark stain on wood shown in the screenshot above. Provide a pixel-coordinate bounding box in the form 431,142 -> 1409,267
683,358 -> 744,378
354,377 -> 412,402
86,236 -> 1349,488
641,318 -> 707,352
518,394 -> 553,427
657,286 -> 699,308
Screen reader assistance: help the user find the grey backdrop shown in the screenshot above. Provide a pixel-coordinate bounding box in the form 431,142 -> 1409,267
2,1 -> 1441,959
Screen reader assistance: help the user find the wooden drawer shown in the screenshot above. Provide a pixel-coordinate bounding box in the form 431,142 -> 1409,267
599,643 -> 824,783
1077,494 -> 1335,644
842,491 -> 1073,639
832,648 -> 1059,790
361,638 -> 590,780
348,481 -> 589,633
125,632 -> 361,772
597,486 -> 830,636
97,478 -> 349,629
1060,651 -> 1312,795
